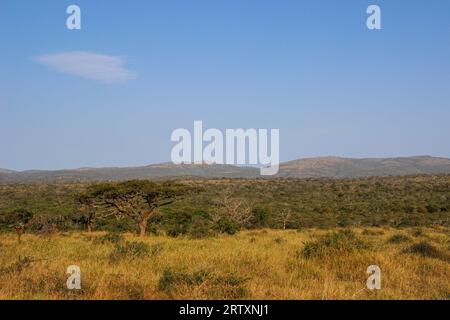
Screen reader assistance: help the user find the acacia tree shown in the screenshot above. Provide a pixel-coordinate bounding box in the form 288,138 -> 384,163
75,192 -> 113,233
90,180 -> 192,237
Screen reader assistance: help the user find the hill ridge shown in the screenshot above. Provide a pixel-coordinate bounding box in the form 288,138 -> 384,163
1,156 -> 450,182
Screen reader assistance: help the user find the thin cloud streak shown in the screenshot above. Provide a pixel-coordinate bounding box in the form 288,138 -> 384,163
35,51 -> 137,83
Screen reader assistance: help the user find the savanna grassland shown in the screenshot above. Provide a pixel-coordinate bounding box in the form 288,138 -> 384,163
0,175 -> 449,299
0,227 -> 449,299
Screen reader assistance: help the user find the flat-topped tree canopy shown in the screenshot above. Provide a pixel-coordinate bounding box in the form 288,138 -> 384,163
81,180 -> 202,236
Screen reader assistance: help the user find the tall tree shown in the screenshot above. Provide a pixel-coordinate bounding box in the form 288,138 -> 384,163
89,180 -> 194,237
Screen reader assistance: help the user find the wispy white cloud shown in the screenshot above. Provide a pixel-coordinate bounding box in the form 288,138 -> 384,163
35,51 -> 137,83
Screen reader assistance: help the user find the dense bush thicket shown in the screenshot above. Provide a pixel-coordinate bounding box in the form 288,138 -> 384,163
0,175 -> 449,237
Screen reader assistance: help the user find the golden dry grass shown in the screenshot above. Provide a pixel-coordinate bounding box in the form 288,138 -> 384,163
0,227 -> 448,300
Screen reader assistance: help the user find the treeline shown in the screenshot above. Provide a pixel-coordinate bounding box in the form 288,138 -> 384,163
0,175 -> 449,238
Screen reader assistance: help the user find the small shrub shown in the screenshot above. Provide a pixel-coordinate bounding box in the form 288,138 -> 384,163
215,217 -> 238,235
188,216 -> 215,239
209,274 -> 249,299
166,215 -> 216,238
250,206 -> 272,228
157,269 -> 248,299
165,211 -> 195,237
158,269 -> 210,293
387,234 -> 411,244
93,232 -> 124,245
402,241 -> 448,262
301,229 -> 368,259
109,241 -> 150,262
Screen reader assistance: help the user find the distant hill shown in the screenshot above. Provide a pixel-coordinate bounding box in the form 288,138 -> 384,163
278,156 -> 450,178
1,156 -> 449,183
0,163 -> 258,183
0,169 -> 16,174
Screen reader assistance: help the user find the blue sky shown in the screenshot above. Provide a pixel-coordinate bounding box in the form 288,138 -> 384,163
1,0 -> 449,170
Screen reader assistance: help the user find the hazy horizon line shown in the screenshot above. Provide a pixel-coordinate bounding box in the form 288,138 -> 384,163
1,154 -> 449,173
